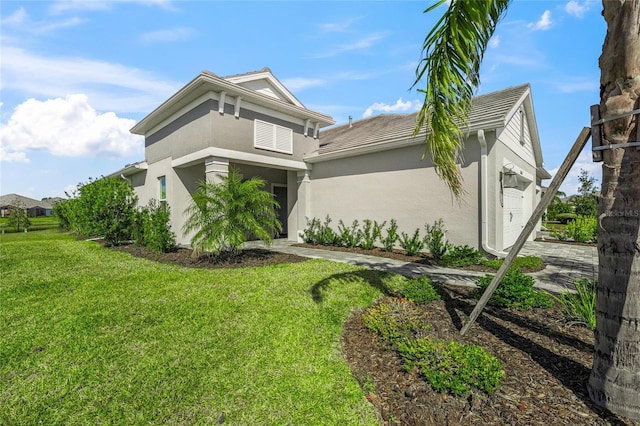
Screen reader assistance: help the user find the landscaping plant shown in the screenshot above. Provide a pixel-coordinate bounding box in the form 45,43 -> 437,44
424,218 -> 449,260
133,199 -> 176,253
7,200 -> 31,232
337,219 -> 361,248
441,245 -> 483,267
182,168 -> 281,256
359,219 -> 385,250
381,219 -> 399,252
476,269 -> 552,310
551,278 -> 597,330
399,228 -> 424,256
402,276 -> 441,304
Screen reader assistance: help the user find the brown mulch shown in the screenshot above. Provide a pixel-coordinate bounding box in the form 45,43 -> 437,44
343,287 -> 638,426
110,243 -> 308,269
106,241 -> 637,426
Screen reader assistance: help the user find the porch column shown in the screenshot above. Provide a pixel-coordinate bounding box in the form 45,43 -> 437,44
294,170 -> 311,242
205,156 -> 229,184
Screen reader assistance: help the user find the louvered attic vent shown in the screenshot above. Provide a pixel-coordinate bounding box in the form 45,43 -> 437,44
254,119 -> 293,154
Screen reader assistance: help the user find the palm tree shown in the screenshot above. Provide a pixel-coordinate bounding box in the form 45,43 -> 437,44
182,167 -> 282,257
415,0 -> 639,419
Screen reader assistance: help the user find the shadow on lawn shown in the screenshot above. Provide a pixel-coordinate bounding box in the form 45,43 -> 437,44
309,269 -> 397,303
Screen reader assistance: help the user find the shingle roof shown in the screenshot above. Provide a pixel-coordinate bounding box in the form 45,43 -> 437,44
318,84 -> 530,155
0,194 -> 55,209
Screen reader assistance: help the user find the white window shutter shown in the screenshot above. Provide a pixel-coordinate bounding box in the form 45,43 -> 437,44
254,120 -> 293,154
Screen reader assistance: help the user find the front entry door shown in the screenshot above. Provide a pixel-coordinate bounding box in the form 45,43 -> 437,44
273,185 -> 288,237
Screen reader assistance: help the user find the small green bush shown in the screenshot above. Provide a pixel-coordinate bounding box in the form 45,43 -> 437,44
565,216 -> 597,243
402,277 -> 441,304
301,215 -> 340,246
338,219 -> 361,248
359,219 -> 385,250
399,228 -> 424,256
424,219 -> 448,260
441,245 -> 483,267
476,269 -> 552,310
551,279 -> 597,330
381,219 -> 399,252
398,338 -> 504,395
136,200 -> 176,253
362,299 -> 430,345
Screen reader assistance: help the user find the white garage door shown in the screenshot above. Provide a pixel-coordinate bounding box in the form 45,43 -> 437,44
503,187 -> 524,248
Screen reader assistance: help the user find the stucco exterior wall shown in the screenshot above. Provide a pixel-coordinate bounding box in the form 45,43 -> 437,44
308,142 -> 481,248
144,98 -> 319,165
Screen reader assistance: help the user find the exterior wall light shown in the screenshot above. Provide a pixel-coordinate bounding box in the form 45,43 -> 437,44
501,166 -> 519,189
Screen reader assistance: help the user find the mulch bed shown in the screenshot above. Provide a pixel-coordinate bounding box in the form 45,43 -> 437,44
105,241 -> 637,425
110,243 -> 308,269
343,286 -> 638,426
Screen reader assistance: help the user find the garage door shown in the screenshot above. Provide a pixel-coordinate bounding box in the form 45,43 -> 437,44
503,187 -> 524,248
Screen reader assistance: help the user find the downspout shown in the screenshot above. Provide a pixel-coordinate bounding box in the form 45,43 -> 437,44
478,129 -> 507,257
120,174 -> 131,184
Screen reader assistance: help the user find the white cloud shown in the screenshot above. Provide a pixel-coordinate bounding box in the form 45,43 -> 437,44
547,149 -> 602,195
1,46 -> 179,114
280,77 -> 326,92
313,32 -> 389,58
139,27 -> 196,44
0,95 -> 143,162
1,7 -> 28,25
528,10 -> 553,31
565,0 -> 592,18
318,18 -> 359,33
553,77 -> 598,93
489,35 -> 501,49
363,98 -> 421,118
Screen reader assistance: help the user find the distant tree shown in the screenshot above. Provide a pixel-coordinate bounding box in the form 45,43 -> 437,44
7,200 -> 31,232
573,169 -> 598,217
183,168 -> 281,257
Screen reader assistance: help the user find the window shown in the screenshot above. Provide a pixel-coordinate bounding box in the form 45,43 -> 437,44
158,176 -> 167,208
254,120 -> 293,154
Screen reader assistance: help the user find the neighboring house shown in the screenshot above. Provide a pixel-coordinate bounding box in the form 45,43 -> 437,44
110,68 -> 550,255
0,194 -> 56,217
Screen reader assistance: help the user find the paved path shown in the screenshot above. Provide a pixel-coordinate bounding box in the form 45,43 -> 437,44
245,239 -> 598,294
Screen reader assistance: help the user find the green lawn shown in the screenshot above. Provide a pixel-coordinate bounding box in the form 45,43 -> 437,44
0,230 -> 405,425
0,216 -> 60,233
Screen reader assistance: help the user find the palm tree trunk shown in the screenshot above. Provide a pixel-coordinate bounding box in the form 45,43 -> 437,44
588,0 -> 640,419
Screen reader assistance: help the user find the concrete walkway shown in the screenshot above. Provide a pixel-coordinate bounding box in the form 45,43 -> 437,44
245,239 -> 598,294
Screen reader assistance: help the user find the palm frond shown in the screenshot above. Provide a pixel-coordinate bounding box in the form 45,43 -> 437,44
414,0 -> 511,199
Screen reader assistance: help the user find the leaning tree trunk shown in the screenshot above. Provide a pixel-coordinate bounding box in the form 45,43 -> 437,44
587,0 -> 640,420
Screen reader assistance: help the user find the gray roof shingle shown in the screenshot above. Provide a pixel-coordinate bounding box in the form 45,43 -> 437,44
318,84 -> 530,155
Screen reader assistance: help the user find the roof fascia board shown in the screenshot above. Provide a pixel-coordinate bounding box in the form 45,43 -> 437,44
145,90 -> 218,137
172,147 -> 310,171
132,72 -> 333,135
225,71 -> 304,108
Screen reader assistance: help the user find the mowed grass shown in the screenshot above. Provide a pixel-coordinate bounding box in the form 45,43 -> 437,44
1,230 -> 405,425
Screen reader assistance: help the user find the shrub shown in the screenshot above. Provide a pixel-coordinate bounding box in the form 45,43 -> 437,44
134,199 -> 176,253
301,217 -> 322,244
72,177 -> 138,245
402,276 -> 441,304
398,338 -> 504,395
481,255 -> 544,272
381,219 -> 399,252
441,245 -> 483,267
359,219 -> 385,250
399,228 -> 424,256
551,279 -> 597,330
565,216 -> 597,243
476,269 -> 552,310
53,198 -> 77,231
183,168 -> 281,256
338,219 -> 361,248
424,219 -> 449,260
317,215 -> 340,246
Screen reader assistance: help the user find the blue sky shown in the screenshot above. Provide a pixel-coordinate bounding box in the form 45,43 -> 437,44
1,0 -> 604,200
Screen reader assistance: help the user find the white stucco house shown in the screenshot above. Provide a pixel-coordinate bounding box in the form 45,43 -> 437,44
110,68 -> 550,255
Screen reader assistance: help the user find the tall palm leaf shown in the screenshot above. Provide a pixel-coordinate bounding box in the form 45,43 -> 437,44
182,168 -> 282,256
413,0 -> 510,198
